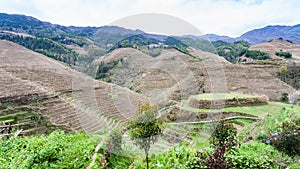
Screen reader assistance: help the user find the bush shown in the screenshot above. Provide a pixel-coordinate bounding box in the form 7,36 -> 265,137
197,144 -> 232,169
273,119 -> 300,158
131,145 -> 202,169
275,51 -> 292,58
0,131 -> 97,169
280,93 -> 289,102
210,121 -> 238,149
229,142 -> 291,168
241,49 -> 271,60
106,128 -> 123,156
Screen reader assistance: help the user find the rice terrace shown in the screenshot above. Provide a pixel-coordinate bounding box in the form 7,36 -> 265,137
1,1 -> 300,168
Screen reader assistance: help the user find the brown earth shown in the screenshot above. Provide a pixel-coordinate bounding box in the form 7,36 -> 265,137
188,96 -> 268,109
0,40 -> 147,134
93,47 -> 295,102
250,39 -> 300,61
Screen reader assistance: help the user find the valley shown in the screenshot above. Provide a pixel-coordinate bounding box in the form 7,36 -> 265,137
0,13 -> 300,169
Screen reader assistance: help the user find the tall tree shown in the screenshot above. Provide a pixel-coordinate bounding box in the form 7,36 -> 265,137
128,103 -> 164,169
279,66 -> 288,82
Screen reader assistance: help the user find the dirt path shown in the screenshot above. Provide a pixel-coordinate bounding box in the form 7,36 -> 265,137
86,139 -> 105,169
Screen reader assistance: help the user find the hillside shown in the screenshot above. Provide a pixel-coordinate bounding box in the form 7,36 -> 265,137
250,39 -> 300,61
0,40 -> 147,135
93,47 -> 295,102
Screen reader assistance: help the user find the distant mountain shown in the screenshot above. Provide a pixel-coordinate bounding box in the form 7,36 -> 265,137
237,25 -> 300,44
2,12 -> 300,46
203,25 -> 300,44
204,34 -> 236,43
0,13 -> 93,37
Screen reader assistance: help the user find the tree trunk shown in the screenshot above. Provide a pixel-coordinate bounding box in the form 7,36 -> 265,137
146,151 -> 149,169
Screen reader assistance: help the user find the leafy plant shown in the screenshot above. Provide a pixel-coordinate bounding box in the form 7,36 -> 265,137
210,121 -> 238,149
106,128 -> 123,156
197,143 -> 232,169
0,131 -> 97,169
273,119 -> 300,158
229,142 -> 291,168
128,103 -> 165,169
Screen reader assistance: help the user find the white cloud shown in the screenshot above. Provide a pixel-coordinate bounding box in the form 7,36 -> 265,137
0,0 -> 299,37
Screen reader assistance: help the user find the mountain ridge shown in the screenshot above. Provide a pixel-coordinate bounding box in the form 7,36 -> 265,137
1,13 -> 300,45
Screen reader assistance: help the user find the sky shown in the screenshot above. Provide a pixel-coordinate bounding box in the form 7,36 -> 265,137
0,0 -> 299,37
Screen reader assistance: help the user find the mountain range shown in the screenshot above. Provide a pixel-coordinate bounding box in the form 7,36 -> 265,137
1,13 -> 300,44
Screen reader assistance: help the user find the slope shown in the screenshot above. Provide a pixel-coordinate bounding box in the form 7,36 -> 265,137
0,40 -> 147,135
93,47 -> 295,103
250,39 -> 300,61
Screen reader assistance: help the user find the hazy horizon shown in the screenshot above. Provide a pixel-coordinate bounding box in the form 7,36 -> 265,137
0,0 -> 300,37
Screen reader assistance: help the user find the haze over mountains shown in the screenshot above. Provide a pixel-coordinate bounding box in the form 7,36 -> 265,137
1,13 -> 300,44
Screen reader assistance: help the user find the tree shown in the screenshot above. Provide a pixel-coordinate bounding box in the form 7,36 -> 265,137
279,66 -> 288,81
106,128 -> 123,156
210,121 -> 237,149
280,93 -> 289,103
128,103 -> 165,169
273,119 -> 300,158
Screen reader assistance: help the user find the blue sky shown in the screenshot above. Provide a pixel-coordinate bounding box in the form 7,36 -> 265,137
0,0 -> 299,37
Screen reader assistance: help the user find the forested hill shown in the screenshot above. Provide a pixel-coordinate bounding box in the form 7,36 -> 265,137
0,13 -> 98,37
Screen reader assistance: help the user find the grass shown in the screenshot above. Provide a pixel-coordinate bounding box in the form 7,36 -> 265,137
0,111 -> 28,120
231,119 -> 255,126
193,93 -> 259,101
182,101 -> 299,117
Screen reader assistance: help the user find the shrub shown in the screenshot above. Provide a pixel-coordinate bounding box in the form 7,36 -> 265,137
210,121 -> 238,149
275,51 -> 292,58
280,93 -> 289,102
243,49 -> 271,60
197,144 -> 232,169
106,128 -> 123,156
0,131 -> 97,168
273,119 -> 300,158
229,142 -> 291,168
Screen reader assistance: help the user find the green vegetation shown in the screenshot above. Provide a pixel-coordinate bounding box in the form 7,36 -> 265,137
275,51 -> 292,58
273,119 -> 300,158
180,37 -> 215,53
210,121 -> 237,149
240,49 -> 271,60
280,93 -> 289,102
106,129 -> 123,156
229,142 -> 292,168
213,40 -> 250,63
128,103 -> 165,169
278,66 -> 300,89
95,59 -> 123,79
181,101 -> 299,116
2,100 -> 299,168
0,131 -> 97,169
110,34 -> 160,52
0,34 -> 78,65
130,144 -> 201,168
194,40 -> 270,62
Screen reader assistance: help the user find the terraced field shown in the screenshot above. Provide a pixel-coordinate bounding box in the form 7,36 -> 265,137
93,47 -> 295,103
250,39 -> 300,61
0,40 -> 147,136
